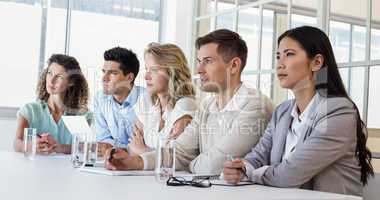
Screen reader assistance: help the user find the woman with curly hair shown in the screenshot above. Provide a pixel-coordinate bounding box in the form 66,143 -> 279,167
14,54 -> 92,154
128,43 -> 197,155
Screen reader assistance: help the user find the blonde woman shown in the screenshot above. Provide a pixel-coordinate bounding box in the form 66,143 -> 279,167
128,43 -> 197,155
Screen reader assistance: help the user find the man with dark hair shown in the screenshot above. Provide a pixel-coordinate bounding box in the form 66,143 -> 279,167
105,29 -> 274,175
94,47 -> 149,155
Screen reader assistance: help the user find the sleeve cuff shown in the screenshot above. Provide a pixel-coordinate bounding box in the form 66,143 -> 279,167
139,155 -> 148,170
243,160 -> 255,181
249,165 -> 270,183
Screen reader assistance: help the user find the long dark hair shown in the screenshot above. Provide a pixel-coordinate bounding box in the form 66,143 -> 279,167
37,54 -> 89,115
278,26 -> 374,185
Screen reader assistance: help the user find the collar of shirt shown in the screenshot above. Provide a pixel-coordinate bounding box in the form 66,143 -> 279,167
209,83 -> 248,113
106,85 -> 140,109
290,93 -> 317,122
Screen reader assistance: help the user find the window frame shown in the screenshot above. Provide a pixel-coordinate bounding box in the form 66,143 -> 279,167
0,0 -> 163,118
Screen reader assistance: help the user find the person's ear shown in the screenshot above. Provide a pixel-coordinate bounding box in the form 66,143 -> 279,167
126,73 -> 135,83
311,54 -> 324,72
229,57 -> 242,75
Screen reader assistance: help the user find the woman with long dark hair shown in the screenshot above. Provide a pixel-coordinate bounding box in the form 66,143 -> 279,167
14,54 -> 91,154
222,26 -> 373,196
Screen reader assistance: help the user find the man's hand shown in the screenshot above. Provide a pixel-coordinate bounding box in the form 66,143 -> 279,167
97,142 -> 113,157
104,148 -> 144,171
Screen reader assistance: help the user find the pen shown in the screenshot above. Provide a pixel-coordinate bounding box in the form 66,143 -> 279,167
109,148 -> 116,162
226,154 -> 249,180
109,138 -> 119,162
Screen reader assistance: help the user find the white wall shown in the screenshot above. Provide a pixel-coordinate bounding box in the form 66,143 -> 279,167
0,118 -> 17,151
160,0 -> 195,63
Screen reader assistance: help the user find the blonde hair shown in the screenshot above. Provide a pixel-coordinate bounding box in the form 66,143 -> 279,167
144,43 -> 196,109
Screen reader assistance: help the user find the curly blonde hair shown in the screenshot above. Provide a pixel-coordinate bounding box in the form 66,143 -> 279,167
37,54 -> 89,115
144,43 -> 196,109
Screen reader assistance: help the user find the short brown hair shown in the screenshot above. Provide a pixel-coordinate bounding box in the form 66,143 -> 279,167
195,29 -> 248,71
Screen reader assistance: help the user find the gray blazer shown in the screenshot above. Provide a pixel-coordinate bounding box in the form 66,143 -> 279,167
245,92 -> 363,196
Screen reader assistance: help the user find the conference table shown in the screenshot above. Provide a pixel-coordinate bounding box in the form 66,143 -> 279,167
0,151 -> 361,200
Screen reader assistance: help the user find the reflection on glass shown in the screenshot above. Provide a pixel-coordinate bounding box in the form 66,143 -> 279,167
216,2 -> 235,30
261,10 -> 274,70
329,21 -> 350,63
242,74 -> 257,89
260,74 -> 272,98
371,0 -> 380,60
238,7 -> 259,71
338,68 -> 349,91
368,67 -> 380,128
352,25 -> 366,62
349,67 -> 365,118
291,14 -> 317,28
371,28 -> 380,60
0,1 -> 41,107
69,0 -> 161,96
45,0 -> 68,58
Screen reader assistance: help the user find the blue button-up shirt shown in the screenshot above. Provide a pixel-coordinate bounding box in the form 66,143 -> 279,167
94,85 -> 147,147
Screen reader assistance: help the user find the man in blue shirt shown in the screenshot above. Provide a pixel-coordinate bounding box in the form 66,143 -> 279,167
94,47 -> 148,155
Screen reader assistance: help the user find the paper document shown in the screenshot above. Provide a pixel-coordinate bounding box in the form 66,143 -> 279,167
174,173 -> 220,181
78,167 -> 155,176
62,116 -> 93,137
210,179 -> 255,186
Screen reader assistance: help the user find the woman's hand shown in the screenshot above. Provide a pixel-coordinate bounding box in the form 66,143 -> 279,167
222,158 -> 245,184
128,122 -> 149,155
169,115 -> 192,139
37,133 -> 58,155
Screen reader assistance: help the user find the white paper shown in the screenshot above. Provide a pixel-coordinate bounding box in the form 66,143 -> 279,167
62,116 -> 93,138
78,167 -> 155,176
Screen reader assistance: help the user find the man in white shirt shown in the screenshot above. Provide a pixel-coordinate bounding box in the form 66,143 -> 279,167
104,29 -> 273,174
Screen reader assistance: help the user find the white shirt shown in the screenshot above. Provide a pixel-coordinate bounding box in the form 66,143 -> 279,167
136,97 -> 198,149
282,94 -> 317,161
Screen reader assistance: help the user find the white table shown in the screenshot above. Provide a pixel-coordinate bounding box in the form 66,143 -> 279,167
0,152 -> 361,200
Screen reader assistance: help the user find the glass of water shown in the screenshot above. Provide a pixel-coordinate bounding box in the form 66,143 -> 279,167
24,128 -> 37,160
155,137 -> 176,183
71,133 -> 98,168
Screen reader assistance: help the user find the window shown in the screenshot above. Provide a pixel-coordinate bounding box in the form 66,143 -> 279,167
291,14 -> 317,28
216,2 -> 235,30
238,7 -> 260,71
0,0 -> 42,107
352,25 -> 366,62
368,66 -> 380,129
329,21 -> 350,63
69,0 -> 161,102
0,0 -> 161,113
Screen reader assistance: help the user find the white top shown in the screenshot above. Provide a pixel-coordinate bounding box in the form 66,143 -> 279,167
282,94 -> 317,161
136,97 -> 198,149
0,152 -> 361,200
